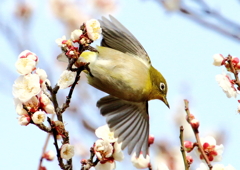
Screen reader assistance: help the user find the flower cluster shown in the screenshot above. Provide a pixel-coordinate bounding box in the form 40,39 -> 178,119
13,50 -> 55,126
213,54 -> 240,111
56,19 -> 101,61
94,125 -> 124,170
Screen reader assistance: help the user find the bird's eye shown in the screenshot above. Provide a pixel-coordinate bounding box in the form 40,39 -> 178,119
160,83 -> 165,91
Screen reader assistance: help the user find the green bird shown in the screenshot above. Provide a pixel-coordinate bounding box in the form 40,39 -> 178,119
59,16 -> 169,157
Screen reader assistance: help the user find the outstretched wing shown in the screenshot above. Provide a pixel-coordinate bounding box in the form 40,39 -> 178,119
99,15 -> 151,65
97,95 -> 149,157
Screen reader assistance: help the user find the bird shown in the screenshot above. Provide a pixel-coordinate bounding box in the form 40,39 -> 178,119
85,16 -> 169,157
59,15 -> 169,157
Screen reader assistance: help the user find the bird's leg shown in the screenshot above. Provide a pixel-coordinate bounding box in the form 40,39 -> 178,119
84,62 -> 94,77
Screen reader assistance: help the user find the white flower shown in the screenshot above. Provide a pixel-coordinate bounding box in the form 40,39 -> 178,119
95,124 -> 117,143
71,29 -> 83,41
196,163 -> 236,170
213,54 -> 225,66
85,19 -> 102,41
113,142 -> 124,161
95,162 -> 116,170
13,74 -> 41,102
216,73 -> 237,98
197,136 -> 224,162
14,98 -> 28,115
131,152 -> 150,169
94,139 -> 113,161
60,144 -> 75,160
163,0 -> 180,11
57,70 -> 77,89
55,35 -> 67,47
32,110 -> 46,124
36,68 -> 47,83
24,96 -> 39,113
39,93 -> 55,114
15,50 -> 38,75
18,114 -> 31,126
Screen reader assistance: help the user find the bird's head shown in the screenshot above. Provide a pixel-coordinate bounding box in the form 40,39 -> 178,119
149,66 -> 169,108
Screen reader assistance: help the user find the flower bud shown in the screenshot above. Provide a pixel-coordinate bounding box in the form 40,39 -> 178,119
186,155 -> 193,164
184,141 -> 194,152
213,54 -> 225,66
18,114 -> 31,126
148,135 -> 154,145
190,118 -> 199,130
53,121 -> 65,136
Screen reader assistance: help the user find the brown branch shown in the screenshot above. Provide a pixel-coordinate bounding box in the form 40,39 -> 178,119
227,55 -> 240,88
184,100 -> 212,170
81,147 -> 99,170
179,126 -> 189,170
47,117 -> 65,169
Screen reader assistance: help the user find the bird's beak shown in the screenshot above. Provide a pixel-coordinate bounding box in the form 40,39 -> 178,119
163,96 -> 170,108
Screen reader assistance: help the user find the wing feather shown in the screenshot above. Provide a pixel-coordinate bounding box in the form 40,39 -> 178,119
97,95 -> 149,157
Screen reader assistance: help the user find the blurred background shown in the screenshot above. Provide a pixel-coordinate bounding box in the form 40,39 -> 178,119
1,0 -> 240,169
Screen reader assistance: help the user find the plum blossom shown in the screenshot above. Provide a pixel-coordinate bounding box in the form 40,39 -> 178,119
18,114 -> 31,126
71,29 -> 83,42
32,110 -> 46,124
85,19 -> 102,41
24,96 -> 39,113
55,35 -> 67,47
36,68 -> 47,83
57,70 -> 77,89
15,50 -> 38,75
60,144 -> 74,160
197,136 -> 224,162
39,93 -> 55,114
131,152 -> 150,169
95,124 -> 117,143
14,98 -> 28,115
112,142 -> 124,161
94,139 -> 113,161
213,54 -> 225,66
196,163 -> 236,170
216,73 -> 237,98
12,74 -> 41,102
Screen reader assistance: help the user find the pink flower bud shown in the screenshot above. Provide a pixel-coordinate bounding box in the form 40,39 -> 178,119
148,135 -> 154,145
190,118 -> 199,130
184,141 -> 194,152
42,150 -> 55,161
81,159 -> 88,165
232,57 -> 239,65
186,155 -> 193,164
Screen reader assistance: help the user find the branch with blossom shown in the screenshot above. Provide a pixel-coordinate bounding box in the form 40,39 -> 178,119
179,99 -> 236,170
213,54 -> 240,111
12,19 -> 102,170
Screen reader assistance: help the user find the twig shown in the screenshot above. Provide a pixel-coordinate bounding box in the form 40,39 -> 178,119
184,100 -> 212,169
81,147 -> 99,170
47,117 -> 65,169
227,55 -> 240,88
179,126 -> 189,170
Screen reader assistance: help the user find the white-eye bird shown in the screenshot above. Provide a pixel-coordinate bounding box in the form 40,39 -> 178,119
84,16 -> 169,157
59,16 -> 169,157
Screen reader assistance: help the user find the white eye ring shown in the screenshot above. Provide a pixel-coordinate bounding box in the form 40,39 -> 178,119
160,83 -> 165,91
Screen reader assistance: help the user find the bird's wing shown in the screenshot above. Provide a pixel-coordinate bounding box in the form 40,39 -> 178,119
97,95 -> 149,157
99,15 -> 151,66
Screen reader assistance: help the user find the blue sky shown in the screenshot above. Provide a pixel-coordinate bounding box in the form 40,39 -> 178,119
1,0 -> 240,169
